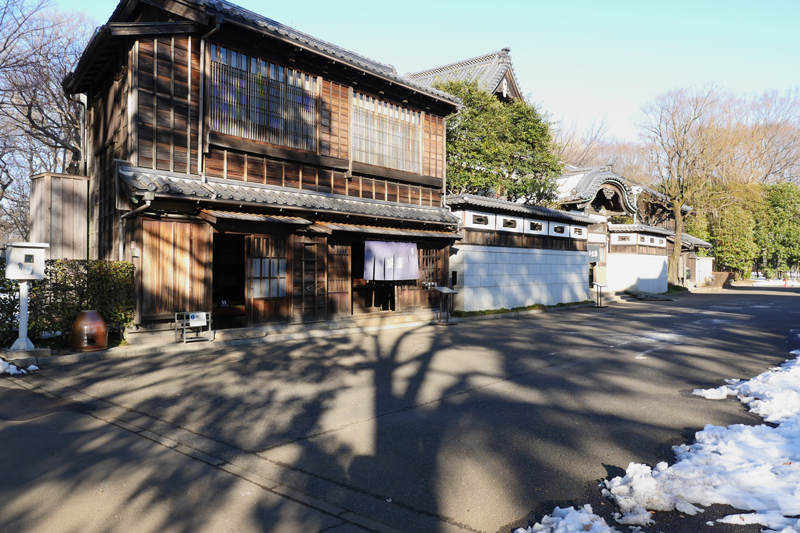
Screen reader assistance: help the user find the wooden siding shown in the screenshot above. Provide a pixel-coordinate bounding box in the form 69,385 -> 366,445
140,218 -> 211,320
136,36 -> 200,174
29,174 -> 89,260
463,230 -> 588,252
88,50 -> 131,260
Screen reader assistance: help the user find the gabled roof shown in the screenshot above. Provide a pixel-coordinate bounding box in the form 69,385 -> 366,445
446,193 -> 595,224
118,166 -> 459,226
65,0 -> 460,109
406,48 -> 523,99
608,224 -> 674,237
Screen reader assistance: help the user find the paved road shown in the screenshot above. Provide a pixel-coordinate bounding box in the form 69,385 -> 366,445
2,286 -> 798,533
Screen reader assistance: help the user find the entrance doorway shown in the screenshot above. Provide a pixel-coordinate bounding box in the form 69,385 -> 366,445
212,233 -> 246,329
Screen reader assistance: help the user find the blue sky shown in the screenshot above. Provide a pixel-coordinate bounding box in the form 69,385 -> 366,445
56,0 -> 800,142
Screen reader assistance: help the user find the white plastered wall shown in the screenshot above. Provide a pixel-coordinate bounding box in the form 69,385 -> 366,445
450,244 -> 589,312
695,256 -> 715,286
605,253 -> 668,293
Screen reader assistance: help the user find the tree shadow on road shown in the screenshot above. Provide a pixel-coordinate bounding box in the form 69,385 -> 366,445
3,292 -> 795,532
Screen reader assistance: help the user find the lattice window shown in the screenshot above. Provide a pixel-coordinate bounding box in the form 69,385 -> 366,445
352,92 -> 421,173
419,247 -> 441,291
210,45 -> 316,152
249,237 -> 287,298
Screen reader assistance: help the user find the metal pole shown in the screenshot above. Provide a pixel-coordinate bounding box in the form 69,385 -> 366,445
11,281 -> 34,351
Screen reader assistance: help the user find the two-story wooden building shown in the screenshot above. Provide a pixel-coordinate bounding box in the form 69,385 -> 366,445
60,0 -> 461,332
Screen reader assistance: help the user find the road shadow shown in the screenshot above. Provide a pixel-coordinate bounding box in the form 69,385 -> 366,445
6,289 -> 797,532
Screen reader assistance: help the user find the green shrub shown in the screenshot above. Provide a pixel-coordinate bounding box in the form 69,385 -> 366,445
0,257 -> 136,348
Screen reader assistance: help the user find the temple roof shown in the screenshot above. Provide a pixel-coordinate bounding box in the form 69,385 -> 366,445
406,48 -> 523,100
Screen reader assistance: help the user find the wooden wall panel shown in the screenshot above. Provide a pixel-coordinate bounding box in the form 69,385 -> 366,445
140,219 -> 211,320
247,156 -> 266,184
29,174 -> 89,259
301,165 -> 317,191
266,160 -> 283,186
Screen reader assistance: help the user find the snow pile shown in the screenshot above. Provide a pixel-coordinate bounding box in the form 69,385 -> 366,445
752,279 -> 800,287
601,350 -> 800,530
514,505 -> 619,533
0,361 -> 38,375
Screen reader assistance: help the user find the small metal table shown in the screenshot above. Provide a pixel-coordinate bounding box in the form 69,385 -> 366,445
432,286 -> 458,325
175,312 -> 213,343
592,283 -> 607,308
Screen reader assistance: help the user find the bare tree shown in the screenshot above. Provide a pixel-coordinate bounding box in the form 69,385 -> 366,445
554,116 -> 610,167
0,8 -> 91,175
640,86 -> 723,284
0,0 -> 54,75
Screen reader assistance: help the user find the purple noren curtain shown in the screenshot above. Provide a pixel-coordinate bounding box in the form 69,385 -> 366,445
363,241 -> 420,281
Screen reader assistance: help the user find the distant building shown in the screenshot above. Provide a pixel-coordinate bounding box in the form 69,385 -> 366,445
407,48 -> 523,102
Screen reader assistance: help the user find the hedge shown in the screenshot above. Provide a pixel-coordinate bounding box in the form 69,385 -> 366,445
0,258 -> 136,347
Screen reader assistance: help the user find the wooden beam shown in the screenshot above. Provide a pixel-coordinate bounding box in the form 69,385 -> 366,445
209,132 -> 350,171
351,161 -> 443,188
107,22 -> 202,36
139,0 -> 209,24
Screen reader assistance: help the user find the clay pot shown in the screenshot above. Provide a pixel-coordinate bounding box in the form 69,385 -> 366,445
70,310 -> 108,352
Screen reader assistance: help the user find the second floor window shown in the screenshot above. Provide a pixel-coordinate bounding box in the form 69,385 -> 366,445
210,45 -> 317,152
352,92 -> 421,173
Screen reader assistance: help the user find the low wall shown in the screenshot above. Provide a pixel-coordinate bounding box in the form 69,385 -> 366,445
605,254 -> 668,293
710,272 -> 734,287
450,244 -> 588,312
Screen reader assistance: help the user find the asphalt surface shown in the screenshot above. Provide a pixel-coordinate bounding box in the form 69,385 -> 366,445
1,286 -> 798,533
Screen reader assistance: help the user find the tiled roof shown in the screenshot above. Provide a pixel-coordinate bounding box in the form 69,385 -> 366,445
557,165 -> 631,203
406,48 -> 522,97
193,0 -> 460,106
319,222 -> 461,240
118,166 -> 459,225
678,233 -> 712,248
446,193 -> 595,224
608,224 -> 674,237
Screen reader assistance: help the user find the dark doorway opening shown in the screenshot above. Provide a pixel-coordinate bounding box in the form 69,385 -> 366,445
212,233 -> 246,329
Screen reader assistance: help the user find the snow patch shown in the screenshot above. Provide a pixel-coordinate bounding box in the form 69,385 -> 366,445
514,505 -> 619,533
603,349 -> 800,527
